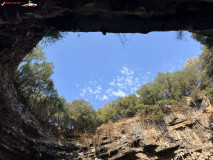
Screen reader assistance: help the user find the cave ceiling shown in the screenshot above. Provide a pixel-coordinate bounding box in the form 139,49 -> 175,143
1,1 -> 213,159
0,0 -> 213,69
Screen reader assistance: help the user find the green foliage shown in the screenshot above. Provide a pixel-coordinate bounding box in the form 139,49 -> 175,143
137,82 -> 162,105
41,31 -> 67,46
135,104 -> 164,121
14,34 -> 213,133
157,99 -> 178,106
199,47 -> 213,80
149,105 -> 164,121
96,55 -> 210,123
65,99 -> 98,132
191,33 -> 213,49
104,106 -> 120,123
204,85 -> 213,97
96,94 -> 139,123
14,45 -> 64,122
191,33 -> 213,80
96,102 -> 113,124
112,94 -> 138,118
137,57 -> 206,103
14,47 -> 99,133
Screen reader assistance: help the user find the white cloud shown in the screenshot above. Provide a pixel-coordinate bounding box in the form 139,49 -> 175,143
111,89 -> 127,97
95,95 -> 109,101
88,87 -> 93,93
126,76 -> 133,86
109,80 -> 115,86
79,66 -> 152,102
120,66 -> 134,75
101,95 -> 109,100
131,86 -> 138,93
142,75 -> 149,84
80,89 -> 87,97
87,85 -> 102,94
108,67 -> 141,92
89,80 -> 97,85
82,89 -> 87,93
147,71 -> 152,75
106,88 -> 113,93
80,83 -> 102,99
117,76 -> 123,82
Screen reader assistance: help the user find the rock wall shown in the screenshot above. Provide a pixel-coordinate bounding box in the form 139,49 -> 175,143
76,96 -> 213,160
1,0 -> 213,159
0,62 -> 79,160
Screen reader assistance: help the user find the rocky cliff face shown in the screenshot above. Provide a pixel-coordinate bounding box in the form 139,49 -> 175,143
0,66 -> 79,159
1,0 -> 213,159
75,96 -> 213,160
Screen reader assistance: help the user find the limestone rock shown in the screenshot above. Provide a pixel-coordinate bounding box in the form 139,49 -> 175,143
76,97 -> 213,160
1,0 -> 213,159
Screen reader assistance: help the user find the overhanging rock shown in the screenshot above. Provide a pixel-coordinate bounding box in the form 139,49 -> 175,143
0,0 -> 213,159
0,0 -> 213,68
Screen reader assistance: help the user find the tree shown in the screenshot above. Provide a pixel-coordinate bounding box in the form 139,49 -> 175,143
137,82 -> 162,105
154,72 -> 175,100
96,102 -> 112,124
184,56 -> 208,90
66,99 -> 98,132
191,33 -> 213,49
199,47 -> 213,80
192,33 -> 213,80
13,45 -> 63,122
111,94 -> 138,119
41,31 -> 67,46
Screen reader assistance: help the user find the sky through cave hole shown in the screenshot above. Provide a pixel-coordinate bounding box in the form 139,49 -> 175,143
43,31 -> 202,109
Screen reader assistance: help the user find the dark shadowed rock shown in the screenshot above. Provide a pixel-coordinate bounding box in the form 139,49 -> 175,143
1,0 -> 213,159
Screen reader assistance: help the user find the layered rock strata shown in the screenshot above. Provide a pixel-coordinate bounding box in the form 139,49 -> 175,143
76,96 -> 213,160
1,0 -> 213,159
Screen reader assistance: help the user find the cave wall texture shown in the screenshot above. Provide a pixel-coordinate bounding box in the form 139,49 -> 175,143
76,96 -> 213,160
0,0 -> 213,159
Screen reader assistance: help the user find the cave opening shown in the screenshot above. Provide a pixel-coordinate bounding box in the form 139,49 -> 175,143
38,31 -> 202,109
1,0 -> 213,159
11,30 -> 207,134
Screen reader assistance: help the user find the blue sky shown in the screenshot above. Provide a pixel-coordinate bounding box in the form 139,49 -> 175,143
43,31 -> 202,109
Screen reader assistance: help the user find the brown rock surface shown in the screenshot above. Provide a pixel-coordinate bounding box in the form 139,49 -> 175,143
1,0 -> 213,159
1,0 -> 213,68
76,96 -> 213,160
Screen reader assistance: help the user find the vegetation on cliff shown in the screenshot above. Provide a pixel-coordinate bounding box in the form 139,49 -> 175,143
13,34 -> 213,133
